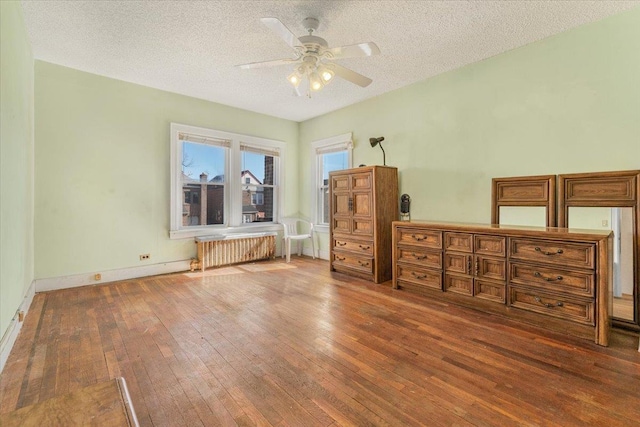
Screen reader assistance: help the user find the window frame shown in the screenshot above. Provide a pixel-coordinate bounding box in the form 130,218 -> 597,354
310,132 -> 353,233
251,192 -> 264,206
170,123 -> 285,239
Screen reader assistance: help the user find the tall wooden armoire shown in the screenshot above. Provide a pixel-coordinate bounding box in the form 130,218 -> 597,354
329,166 -> 399,283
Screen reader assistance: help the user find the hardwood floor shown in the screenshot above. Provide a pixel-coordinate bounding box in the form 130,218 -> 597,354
1,257 -> 639,426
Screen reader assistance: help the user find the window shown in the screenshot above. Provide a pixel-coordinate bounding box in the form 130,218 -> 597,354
180,138 -> 228,227
319,151 -> 349,223
241,145 -> 277,223
251,192 -> 264,206
170,123 -> 284,238
311,133 -> 353,229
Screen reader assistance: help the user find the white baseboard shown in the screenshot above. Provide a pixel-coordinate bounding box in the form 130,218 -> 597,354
299,246 -> 329,260
0,280 -> 36,374
34,260 -> 192,293
276,246 -> 329,260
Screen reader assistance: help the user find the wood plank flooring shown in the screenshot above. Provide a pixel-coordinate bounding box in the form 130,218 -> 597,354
1,258 -> 639,426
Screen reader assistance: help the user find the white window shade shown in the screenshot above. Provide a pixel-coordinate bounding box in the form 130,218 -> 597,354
179,132 -> 231,148
240,143 -> 280,158
314,140 -> 353,155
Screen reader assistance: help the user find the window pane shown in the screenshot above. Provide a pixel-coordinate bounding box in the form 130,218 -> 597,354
318,151 -> 347,225
182,183 -> 224,226
182,141 -> 225,182
242,151 -> 275,223
322,151 -> 348,180
182,141 -> 226,227
321,186 -> 330,224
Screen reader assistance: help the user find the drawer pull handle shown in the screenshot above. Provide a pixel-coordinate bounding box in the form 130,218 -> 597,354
534,296 -> 564,308
534,247 -> 564,256
359,244 -> 371,250
412,234 -> 425,241
358,260 -> 370,267
337,241 -> 347,246
336,256 -> 346,261
474,259 -> 479,276
534,272 -> 563,282
413,253 -> 427,260
411,272 -> 427,280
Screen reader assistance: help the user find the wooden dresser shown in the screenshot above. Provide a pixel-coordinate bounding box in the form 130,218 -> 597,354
329,166 -> 398,283
392,221 -> 613,345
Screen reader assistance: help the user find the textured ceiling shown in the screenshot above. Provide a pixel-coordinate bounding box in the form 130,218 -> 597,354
21,1 -> 639,122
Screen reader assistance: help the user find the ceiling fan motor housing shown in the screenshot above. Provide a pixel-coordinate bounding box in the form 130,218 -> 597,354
302,17 -> 319,32
298,35 -> 328,54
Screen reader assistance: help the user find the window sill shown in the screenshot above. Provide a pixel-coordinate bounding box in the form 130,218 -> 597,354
170,223 -> 283,240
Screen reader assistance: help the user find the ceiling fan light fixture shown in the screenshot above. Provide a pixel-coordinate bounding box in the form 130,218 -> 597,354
309,71 -> 324,92
317,64 -> 335,83
237,17 -> 380,95
287,70 -> 302,88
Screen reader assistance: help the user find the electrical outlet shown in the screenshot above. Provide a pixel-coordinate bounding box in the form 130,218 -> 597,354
140,254 -> 150,260
94,273 -> 102,281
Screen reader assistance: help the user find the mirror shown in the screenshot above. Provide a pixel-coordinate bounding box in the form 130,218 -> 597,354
492,175 -> 556,226
568,207 -> 635,320
498,206 -> 547,227
559,170 -> 640,327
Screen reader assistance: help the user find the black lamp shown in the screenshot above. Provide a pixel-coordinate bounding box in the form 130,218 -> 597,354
369,136 -> 386,165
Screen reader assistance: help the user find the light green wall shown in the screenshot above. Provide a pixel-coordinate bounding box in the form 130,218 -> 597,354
1,2 -> 35,338
299,7 -> 640,255
28,6 -> 640,278
34,62 -> 299,278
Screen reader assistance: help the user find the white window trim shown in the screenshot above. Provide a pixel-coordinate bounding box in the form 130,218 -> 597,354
170,123 -> 285,239
310,132 -> 353,233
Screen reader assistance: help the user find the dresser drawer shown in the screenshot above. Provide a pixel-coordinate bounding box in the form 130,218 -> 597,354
509,286 -> 594,326
510,263 -> 594,298
476,256 -> 507,281
397,265 -> 442,290
396,228 -> 442,248
444,273 -> 474,295
397,247 -> 442,269
332,252 -> 374,274
444,252 -> 470,274
474,279 -> 506,303
444,232 -> 473,253
333,238 -> 374,255
509,239 -> 595,269
474,235 -> 506,257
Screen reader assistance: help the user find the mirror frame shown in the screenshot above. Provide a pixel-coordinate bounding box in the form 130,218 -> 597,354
558,170 -> 640,329
491,175 -> 557,227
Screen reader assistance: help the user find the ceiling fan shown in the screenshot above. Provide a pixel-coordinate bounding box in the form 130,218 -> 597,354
237,17 -> 380,96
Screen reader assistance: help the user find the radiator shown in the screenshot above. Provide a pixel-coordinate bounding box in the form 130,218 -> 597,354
194,233 -> 276,271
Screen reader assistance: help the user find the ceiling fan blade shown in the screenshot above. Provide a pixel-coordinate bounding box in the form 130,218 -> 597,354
236,58 -> 299,69
327,42 -> 380,59
260,17 -> 299,49
330,63 -> 373,87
